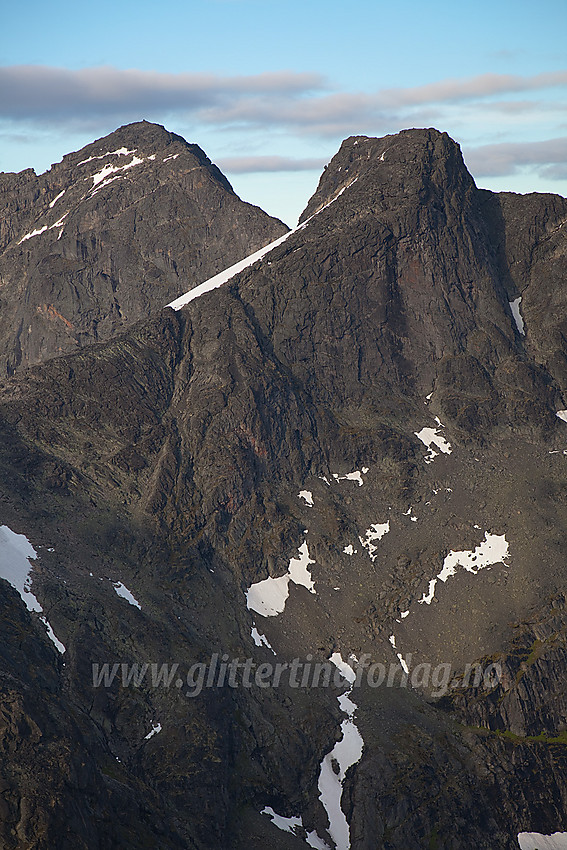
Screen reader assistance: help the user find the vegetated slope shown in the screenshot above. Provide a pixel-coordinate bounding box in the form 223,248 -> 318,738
0,128 -> 566,849
0,120 -> 288,376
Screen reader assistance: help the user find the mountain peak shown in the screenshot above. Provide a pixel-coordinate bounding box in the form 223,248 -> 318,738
54,120 -> 235,194
299,128 -> 475,222
0,123 -> 288,375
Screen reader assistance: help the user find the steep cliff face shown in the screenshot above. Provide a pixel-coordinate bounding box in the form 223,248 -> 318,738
272,130 -> 563,436
0,127 -> 566,849
0,121 -> 288,376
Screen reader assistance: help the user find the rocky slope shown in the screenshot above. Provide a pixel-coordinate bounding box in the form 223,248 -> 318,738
0,121 -> 288,376
0,127 -> 566,849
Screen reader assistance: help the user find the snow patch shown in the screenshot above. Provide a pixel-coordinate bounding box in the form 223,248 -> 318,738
246,541 -> 316,617
168,178 -> 359,311
246,572 -> 290,617
251,625 -> 276,653
419,532 -> 509,605
358,522 -> 390,562
0,525 -> 65,653
415,422 -> 452,463
77,147 -> 137,166
307,831 -> 332,850
556,411 -> 567,424
144,722 -> 162,741
388,634 -> 409,672
90,174 -> 123,195
113,581 -> 141,609
49,212 -> 68,231
168,229 -> 294,309
261,807 -> 302,835
261,808 -> 330,848
518,834 -> 567,850
18,225 -> 48,244
343,544 -> 356,556
40,617 -> 66,654
329,652 -> 356,685
49,190 -> 65,208
318,654 -> 364,850
299,490 -> 314,507
420,579 -> 437,605
332,467 -> 368,486
510,297 -> 526,335
88,154 -> 145,191
288,541 -> 316,593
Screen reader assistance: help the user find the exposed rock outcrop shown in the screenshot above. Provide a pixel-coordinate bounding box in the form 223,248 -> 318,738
0,126 -> 566,848
0,121 -> 288,375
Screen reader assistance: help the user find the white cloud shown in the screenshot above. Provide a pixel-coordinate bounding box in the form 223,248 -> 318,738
1,66 -> 565,137
217,155 -> 328,173
0,65 -> 325,121
374,71 -> 567,108
1,65 -> 566,187
464,137 -> 567,177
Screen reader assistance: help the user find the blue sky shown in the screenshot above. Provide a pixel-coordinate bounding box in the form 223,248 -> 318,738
1,0 -> 566,225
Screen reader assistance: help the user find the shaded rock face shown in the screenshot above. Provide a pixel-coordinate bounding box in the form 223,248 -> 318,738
0,128 -> 567,849
485,190 -> 567,397
293,130 -> 566,429
0,120 -> 288,376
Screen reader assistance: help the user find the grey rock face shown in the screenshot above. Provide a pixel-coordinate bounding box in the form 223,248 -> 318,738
0,127 -> 566,849
0,120 -> 288,375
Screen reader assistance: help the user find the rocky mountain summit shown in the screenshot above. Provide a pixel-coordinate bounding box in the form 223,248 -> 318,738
0,121 -> 287,375
0,125 -> 566,849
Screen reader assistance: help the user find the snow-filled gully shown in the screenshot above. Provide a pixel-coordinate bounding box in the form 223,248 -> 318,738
0,525 -> 65,653
260,652 -> 364,850
317,654 -> 364,850
168,178 -> 358,311
248,535 -> 363,848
